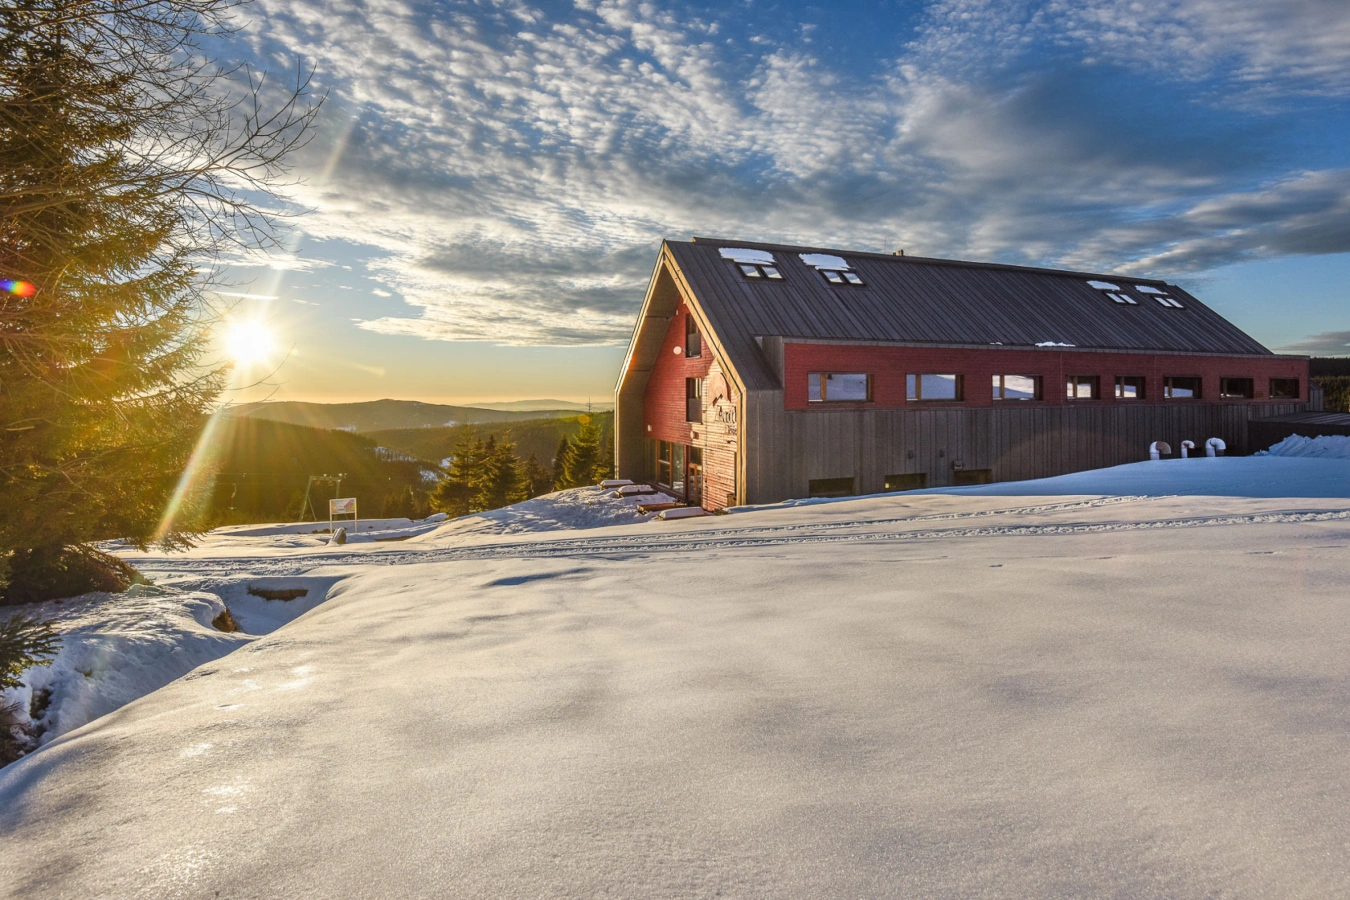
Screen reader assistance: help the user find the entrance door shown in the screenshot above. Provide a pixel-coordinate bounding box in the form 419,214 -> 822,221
686,446 -> 703,506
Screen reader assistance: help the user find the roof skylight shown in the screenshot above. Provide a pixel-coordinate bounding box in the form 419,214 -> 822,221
799,252 -> 864,286
1086,279 -> 1137,305
1136,285 -> 1183,308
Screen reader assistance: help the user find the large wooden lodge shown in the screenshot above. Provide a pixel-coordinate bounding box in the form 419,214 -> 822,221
614,238 -> 1311,509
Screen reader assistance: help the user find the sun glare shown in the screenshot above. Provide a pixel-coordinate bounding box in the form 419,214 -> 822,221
223,320 -> 276,365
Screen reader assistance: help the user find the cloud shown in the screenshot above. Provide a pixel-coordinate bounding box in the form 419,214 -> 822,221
1278,330 -> 1350,355
228,0 -> 1350,345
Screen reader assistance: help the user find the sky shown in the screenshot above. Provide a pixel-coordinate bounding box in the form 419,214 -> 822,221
211,0 -> 1350,404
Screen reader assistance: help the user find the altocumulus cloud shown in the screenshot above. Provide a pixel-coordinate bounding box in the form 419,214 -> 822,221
233,0 -> 1350,345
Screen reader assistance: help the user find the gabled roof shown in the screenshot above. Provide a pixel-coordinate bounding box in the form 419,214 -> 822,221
664,237 -> 1273,391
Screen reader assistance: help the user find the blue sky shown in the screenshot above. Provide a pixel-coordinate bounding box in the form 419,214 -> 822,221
214,0 -> 1350,403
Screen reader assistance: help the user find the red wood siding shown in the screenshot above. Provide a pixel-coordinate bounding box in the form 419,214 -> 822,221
642,301 -> 739,509
783,343 -> 1308,411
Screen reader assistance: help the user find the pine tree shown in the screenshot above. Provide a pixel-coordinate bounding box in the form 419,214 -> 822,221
476,438 -> 520,511
0,2 -> 315,603
559,415 -> 612,488
432,431 -> 487,517
551,435 -> 572,490
519,454 -> 553,499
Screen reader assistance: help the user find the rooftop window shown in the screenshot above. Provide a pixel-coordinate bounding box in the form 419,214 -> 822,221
719,247 -> 783,281
1086,280 -> 1137,305
1136,285 -> 1184,308
800,252 -> 864,286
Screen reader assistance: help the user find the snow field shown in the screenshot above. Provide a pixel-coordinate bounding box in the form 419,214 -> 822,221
2,460 -> 1349,897
3,500 -> 1350,898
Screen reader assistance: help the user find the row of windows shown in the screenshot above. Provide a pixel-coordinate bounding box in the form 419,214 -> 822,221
806,372 -> 1301,403
734,263 -> 866,286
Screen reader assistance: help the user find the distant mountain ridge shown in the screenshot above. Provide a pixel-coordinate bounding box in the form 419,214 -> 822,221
469,399 -> 614,412
227,399 -> 592,433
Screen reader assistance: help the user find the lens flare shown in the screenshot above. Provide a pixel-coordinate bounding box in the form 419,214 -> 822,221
1,279 -> 36,297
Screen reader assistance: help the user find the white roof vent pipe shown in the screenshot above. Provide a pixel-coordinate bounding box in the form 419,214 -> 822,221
1181,440 -> 1195,459
1206,437 -> 1227,457
1149,441 -> 1171,460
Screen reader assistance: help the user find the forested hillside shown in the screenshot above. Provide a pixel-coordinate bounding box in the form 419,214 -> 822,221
368,412 -> 614,468
202,418 -> 437,526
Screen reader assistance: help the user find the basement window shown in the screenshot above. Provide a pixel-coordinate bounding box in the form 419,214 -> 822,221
1065,375 -> 1099,400
1220,377 -> 1254,399
907,373 -> 963,401
808,476 -> 855,498
1164,376 -> 1202,399
1270,378 -> 1300,400
884,473 -> 928,492
1115,375 -> 1146,400
1137,285 -> 1184,308
809,372 -> 872,402
992,374 -> 1042,400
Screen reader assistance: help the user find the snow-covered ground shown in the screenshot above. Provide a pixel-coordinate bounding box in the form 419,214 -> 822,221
3,458 -> 1350,898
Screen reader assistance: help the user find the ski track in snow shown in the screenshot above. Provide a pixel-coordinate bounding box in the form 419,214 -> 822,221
135,496 -> 1350,579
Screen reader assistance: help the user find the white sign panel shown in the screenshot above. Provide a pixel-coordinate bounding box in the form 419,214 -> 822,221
330,498 -> 357,515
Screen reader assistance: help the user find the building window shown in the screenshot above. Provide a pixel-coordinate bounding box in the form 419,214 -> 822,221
656,441 -> 672,488
1270,378 -> 1300,400
1065,375 -> 1099,400
1086,280 -> 1137,305
1115,375 -> 1146,400
686,377 -> 703,422
954,469 -> 994,485
1220,377 -> 1254,400
906,373 -> 963,401
820,269 -> 864,286
1137,285 -> 1184,308
736,263 -> 783,280
992,374 -> 1042,400
1164,376 -> 1202,399
808,477 -> 855,498
685,314 -> 702,358
808,372 -> 872,402
885,473 -> 927,492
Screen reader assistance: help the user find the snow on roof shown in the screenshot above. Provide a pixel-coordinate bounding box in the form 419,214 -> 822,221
1035,341 -> 1076,347
718,247 -> 776,264
799,253 -> 851,271
1135,285 -> 1166,294
1086,280 -> 1120,290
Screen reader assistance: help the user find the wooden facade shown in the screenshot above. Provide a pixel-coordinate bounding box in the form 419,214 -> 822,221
615,239 -> 1312,508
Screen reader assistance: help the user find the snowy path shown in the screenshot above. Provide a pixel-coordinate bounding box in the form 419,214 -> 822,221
4,463 -> 1350,898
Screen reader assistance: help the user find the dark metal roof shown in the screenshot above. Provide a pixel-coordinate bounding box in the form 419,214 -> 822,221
666,238 -> 1273,391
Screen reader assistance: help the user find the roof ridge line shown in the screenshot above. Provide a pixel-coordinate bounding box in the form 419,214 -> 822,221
683,236 -> 1173,286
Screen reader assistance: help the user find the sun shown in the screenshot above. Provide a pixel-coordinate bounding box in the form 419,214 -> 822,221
223,319 -> 276,365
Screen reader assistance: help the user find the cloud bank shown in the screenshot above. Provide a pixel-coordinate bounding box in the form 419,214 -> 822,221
234,0 -> 1350,345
